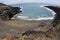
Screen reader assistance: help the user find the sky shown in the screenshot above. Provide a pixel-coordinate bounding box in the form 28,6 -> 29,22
0,0 -> 60,6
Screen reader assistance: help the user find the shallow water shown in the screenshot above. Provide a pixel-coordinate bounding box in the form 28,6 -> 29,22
11,3 -> 55,20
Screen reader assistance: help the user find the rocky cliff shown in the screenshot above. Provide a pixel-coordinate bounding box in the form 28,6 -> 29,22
45,6 -> 60,27
0,3 -> 22,20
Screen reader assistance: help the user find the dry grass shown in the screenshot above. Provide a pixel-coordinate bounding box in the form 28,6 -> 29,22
1,32 -> 52,40
52,24 -> 60,31
2,34 -> 14,40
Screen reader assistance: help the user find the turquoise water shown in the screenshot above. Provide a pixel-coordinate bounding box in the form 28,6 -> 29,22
11,3 -> 55,20
12,3 -> 53,17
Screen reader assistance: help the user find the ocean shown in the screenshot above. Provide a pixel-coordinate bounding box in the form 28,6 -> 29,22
11,3 -> 56,21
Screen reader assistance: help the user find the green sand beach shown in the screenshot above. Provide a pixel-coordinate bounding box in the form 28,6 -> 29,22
0,19 -> 60,40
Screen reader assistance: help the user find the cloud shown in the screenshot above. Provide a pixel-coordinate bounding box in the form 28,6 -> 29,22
0,0 -> 60,5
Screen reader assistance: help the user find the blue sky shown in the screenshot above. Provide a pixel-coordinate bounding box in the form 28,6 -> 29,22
0,0 -> 60,5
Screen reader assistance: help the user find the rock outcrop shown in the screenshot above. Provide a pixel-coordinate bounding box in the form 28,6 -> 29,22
45,6 -> 60,27
0,3 -> 22,20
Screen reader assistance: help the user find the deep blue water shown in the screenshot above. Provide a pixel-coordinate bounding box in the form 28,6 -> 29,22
11,3 -> 53,17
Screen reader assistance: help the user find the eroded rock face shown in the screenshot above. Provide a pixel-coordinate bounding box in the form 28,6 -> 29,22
0,3 -> 22,20
45,6 -> 60,27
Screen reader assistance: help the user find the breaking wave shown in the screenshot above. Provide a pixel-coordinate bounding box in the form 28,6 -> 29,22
14,16 -> 54,21
40,5 -> 56,17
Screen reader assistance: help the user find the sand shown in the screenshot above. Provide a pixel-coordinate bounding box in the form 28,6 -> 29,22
0,19 -> 60,40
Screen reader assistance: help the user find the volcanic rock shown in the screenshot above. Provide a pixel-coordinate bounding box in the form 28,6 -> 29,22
0,3 -> 22,20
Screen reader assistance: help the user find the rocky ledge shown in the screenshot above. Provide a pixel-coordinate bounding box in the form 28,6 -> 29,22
0,3 -> 22,20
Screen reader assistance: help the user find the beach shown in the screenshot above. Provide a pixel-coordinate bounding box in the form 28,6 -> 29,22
0,19 -> 60,40
0,19 -> 52,36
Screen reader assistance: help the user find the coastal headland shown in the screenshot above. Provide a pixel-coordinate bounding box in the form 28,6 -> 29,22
0,3 -> 60,40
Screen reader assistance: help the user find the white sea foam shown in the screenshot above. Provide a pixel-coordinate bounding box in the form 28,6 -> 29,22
15,16 -> 54,21
40,5 -> 48,7
44,7 -> 56,17
40,5 -> 56,17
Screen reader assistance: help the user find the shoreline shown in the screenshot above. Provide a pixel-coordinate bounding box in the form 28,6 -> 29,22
13,15 -> 54,21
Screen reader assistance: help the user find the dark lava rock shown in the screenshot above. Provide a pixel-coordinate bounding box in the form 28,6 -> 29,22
22,30 -> 45,36
45,6 -> 60,27
0,3 -> 22,20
